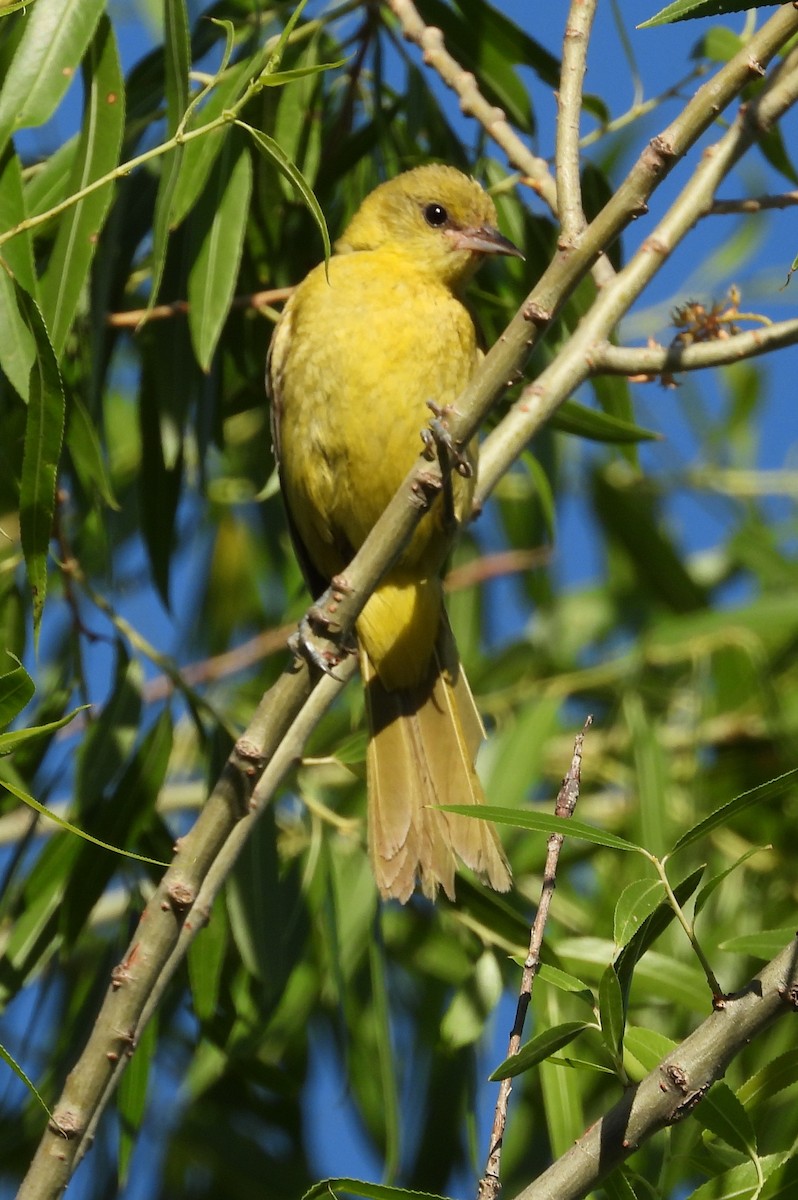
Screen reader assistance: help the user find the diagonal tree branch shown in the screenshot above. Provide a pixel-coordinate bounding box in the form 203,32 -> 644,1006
18,6 -> 798,1196
509,938 -> 798,1200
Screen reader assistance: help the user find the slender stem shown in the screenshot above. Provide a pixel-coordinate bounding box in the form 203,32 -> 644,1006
386,0 -> 558,214
478,718 -> 592,1200
588,316 -> 798,375
556,0 -> 598,246
652,856 -> 724,1001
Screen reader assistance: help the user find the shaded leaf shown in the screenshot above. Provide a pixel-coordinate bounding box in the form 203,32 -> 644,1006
118,1015 -> 158,1183
187,132 -> 252,371
695,1081 -> 758,1159
39,14 -> 124,358
550,400 -> 660,444
146,0 -> 190,313
598,963 -> 625,1058
0,655 -> 34,729
241,123 -> 330,265
301,1183 -> 452,1200
17,284 -> 65,641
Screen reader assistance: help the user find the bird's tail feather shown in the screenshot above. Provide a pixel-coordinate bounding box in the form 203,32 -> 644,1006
361,624 -> 511,902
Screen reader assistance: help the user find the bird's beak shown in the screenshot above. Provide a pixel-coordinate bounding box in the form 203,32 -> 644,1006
445,224 -> 524,259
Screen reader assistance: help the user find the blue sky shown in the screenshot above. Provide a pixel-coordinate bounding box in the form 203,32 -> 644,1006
3,1 -> 797,1195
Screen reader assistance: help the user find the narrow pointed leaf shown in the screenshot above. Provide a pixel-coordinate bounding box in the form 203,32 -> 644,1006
187,133 -> 252,371
671,769 -> 798,854
440,805 -> 642,852
0,705 -> 87,755
241,123 -> 330,264
301,1180 -> 452,1200
490,1021 -> 592,1081
551,400 -> 660,444
0,0 -> 105,155
145,0 -> 190,313
0,147 -> 36,399
0,776 -> 167,866
0,656 -> 34,729
0,1041 -> 54,1120
39,14 -> 124,358
17,284 -> 65,641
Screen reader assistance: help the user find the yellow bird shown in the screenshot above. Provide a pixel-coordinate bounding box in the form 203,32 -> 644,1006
268,164 -> 520,901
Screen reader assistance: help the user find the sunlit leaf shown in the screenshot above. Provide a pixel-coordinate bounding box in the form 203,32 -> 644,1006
0,776 -> 167,866
490,1022 -> 592,1081
671,769 -> 798,855
0,0 -> 105,154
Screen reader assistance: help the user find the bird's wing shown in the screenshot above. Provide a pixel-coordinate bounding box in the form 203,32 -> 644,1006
266,294 -> 330,599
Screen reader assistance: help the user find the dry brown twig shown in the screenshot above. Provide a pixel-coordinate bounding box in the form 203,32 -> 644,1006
478,716 -> 593,1200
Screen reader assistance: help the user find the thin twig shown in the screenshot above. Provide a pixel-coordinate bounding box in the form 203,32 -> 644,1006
709,189 -> 798,214
509,939 -> 798,1200
19,9 -> 798,1195
105,287 -> 292,328
556,0 -> 598,246
587,316 -> 798,377
386,0 -> 558,214
478,716 -> 592,1200
476,45 -> 798,504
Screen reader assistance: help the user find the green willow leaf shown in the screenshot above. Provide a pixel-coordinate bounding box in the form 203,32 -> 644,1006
118,1015 -> 157,1182
0,0 -> 105,155
0,656 -> 35,729
38,14 -> 124,358
17,284 -> 65,642
439,805 -> 642,852
614,879 -> 665,947
640,0 -> 767,27
146,0 -> 190,314
0,146 -> 37,399
0,705 -> 87,756
0,1040 -> 53,1121
261,60 -> 348,86
240,122 -> 331,265
490,1021 -> 592,1081
302,1179 -> 453,1200
23,135 -> 79,221
65,391 -> 119,509
695,1081 -> 759,1160
671,768 -> 798,854
0,776 -> 168,866
188,132 -> 252,371
551,400 -> 660,444
598,964 -> 625,1057
0,145 -> 35,291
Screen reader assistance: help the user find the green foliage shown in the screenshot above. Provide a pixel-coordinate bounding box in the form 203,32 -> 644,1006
1,1 -> 798,1198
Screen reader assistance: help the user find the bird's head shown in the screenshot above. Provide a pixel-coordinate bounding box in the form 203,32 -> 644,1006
335,164 -> 522,287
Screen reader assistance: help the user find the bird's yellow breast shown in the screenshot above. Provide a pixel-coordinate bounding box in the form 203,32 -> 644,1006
271,247 -> 478,584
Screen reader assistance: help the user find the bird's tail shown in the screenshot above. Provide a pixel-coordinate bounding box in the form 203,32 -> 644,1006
361,619 -> 512,902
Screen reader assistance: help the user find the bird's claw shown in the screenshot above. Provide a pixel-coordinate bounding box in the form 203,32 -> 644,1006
290,584 -> 357,679
421,401 -> 473,478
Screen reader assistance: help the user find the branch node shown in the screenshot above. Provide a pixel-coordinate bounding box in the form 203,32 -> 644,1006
167,880 -> 196,911
49,1108 -> 84,1140
522,301 -> 552,327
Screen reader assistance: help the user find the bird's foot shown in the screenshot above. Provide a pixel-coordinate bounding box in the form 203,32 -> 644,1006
290,581 -> 357,679
421,401 -> 473,478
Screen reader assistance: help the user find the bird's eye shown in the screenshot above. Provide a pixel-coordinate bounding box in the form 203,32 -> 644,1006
423,203 -> 449,228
